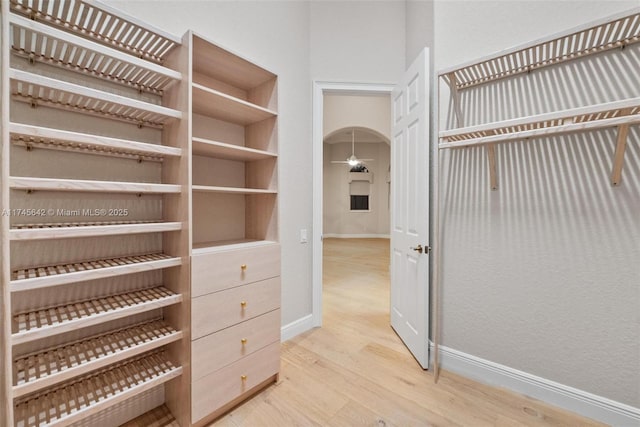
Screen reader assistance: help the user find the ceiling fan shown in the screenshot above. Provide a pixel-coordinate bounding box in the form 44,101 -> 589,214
331,129 -> 374,166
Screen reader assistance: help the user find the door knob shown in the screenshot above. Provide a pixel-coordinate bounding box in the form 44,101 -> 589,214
410,244 -> 423,254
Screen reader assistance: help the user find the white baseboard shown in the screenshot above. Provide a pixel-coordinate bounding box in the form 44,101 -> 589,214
281,314 -> 315,342
431,343 -> 640,426
323,233 -> 390,239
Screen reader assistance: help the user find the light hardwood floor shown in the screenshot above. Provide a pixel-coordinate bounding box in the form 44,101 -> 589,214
206,238 -> 604,427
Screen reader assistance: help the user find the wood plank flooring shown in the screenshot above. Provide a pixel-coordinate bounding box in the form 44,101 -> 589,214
208,238 -> 604,427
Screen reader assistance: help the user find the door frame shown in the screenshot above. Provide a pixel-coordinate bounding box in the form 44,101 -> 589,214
312,81 -> 396,327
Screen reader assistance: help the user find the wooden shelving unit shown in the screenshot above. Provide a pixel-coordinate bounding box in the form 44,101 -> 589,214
11,287 -> 181,345
13,350 -> 182,427
184,32 -> 281,425
192,137 -> 275,161
8,13 -> 181,95
189,32 -> 278,251
11,253 -> 182,292
439,8 -> 640,90
9,69 -> 182,128
13,319 -> 182,398
437,7 -> 640,190
10,220 -> 182,241
10,123 -> 182,161
1,1 -> 188,425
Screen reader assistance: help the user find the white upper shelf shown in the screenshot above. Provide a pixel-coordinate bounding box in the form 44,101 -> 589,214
10,69 -> 182,128
10,122 -> 182,160
192,137 -> 276,161
439,97 -> 640,148
9,14 -> 181,95
438,8 -> 640,89
10,0 -> 182,64
192,83 -> 277,126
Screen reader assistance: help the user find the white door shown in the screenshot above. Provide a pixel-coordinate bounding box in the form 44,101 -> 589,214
390,48 -> 430,369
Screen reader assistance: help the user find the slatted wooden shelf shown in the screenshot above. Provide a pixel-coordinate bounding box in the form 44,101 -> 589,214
192,136 -> 276,161
12,287 -> 182,345
191,185 -> 277,195
192,83 -> 277,126
11,253 -> 181,292
9,69 -> 182,128
440,8 -> 640,89
13,350 -> 182,427
120,404 -> 179,427
439,97 -> 640,149
10,123 -> 181,161
9,14 -> 181,95
9,176 -> 181,194
13,319 -> 182,398
10,220 -> 182,241
9,0 -> 182,64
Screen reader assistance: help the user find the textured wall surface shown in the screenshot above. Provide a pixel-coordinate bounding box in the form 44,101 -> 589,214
434,0 -> 640,407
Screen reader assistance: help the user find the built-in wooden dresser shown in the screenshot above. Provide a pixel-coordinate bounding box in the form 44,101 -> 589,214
191,244 -> 281,423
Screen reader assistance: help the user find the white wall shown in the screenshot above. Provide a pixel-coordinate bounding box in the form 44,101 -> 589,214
323,142 -> 390,236
323,94 -> 391,140
310,1 -> 406,81
405,0 -> 434,66
433,0 -> 640,408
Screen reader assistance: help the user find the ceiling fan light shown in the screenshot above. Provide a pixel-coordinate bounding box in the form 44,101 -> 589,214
348,158 -> 359,166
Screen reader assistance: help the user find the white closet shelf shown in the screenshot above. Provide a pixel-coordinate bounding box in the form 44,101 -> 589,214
439,8 -> 640,89
10,0 -> 182,64
9,176 -> 181,194
10,220 -> 182,241
439,97 -> 640,149
13,319 -> 182,398
192,239 -> 278,254
191,185 -> 277,195
11,253 -> 182,292
192,137 -> 276,161
9,14 -> 181,95
12,287 -> 182,345
10,123 -> 181,160
13,350 -> 182,427
192,83 -> 277,126
192,33 -> 276,91
121,404 -> 179,427
10,69 -> 182,128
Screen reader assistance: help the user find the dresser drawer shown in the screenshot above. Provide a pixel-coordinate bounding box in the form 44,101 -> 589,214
192,341 -> 280,423
192,244 -> 280,297
192,277 -> 280,339
192,309 -> 280,381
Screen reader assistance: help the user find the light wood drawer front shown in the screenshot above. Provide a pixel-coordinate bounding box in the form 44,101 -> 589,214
192,341 -> 280,423
192,244 -> 280,297
192,277 -> 280,340
191,309 -> 280,381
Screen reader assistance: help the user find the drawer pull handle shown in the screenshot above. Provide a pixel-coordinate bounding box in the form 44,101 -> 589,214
241,338 -> 247,345
241,375 -> 247,381
240,264 -> 247,270
240,301 -> 247,308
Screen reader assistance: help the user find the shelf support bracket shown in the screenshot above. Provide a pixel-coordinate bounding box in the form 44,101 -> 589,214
487,144 -> 498,190
611,123 -> 630,186
447,73 -> 464,128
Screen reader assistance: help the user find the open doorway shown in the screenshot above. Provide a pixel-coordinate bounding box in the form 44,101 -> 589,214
311,83 -> 394,327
